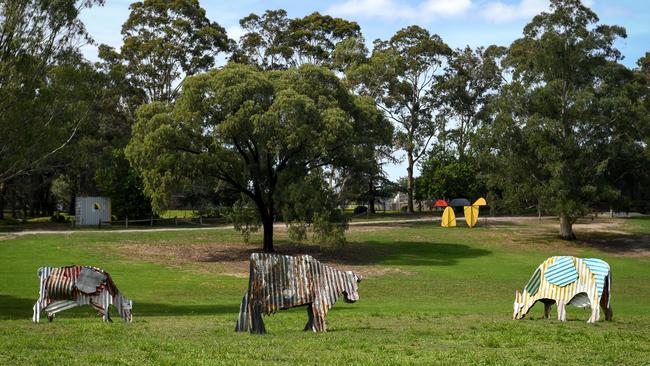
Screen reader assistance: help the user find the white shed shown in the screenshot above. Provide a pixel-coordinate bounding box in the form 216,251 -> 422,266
75,196 -> 111,226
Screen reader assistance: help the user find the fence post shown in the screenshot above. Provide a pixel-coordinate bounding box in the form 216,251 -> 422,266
125,216 -> 128,229
150,215 -> 153,226
200,215 -> 203,225
175,216 -> 178,226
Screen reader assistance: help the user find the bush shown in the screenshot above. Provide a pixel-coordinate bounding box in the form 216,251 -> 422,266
400,206 -> 408,212
353,206 -> 368,215
49,213 -> 68,223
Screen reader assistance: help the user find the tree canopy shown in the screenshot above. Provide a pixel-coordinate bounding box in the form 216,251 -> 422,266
106,0 -> 230,103
348,25 -> 452,213
126,63 -> 391,251
486,0 -> 630,239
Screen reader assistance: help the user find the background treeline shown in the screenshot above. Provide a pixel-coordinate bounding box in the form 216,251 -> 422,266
1,0 -> 648,245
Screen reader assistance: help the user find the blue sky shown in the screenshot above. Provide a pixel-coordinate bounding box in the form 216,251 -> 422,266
79,0 -> 650,180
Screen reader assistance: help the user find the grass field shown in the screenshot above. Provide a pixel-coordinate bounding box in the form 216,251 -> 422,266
1,217 -> 650,365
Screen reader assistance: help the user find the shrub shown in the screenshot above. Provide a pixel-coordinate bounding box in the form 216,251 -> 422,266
353,206 -> 368,215
49,213 -> 68,223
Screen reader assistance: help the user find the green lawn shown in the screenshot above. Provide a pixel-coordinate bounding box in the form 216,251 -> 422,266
1,218 -> 649,365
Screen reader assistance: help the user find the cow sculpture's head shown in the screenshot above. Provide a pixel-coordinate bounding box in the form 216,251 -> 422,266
343,272 -> 362,303
513,291 -> 526,320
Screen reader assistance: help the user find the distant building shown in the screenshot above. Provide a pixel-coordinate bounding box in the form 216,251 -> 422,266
75,196 -> 111,226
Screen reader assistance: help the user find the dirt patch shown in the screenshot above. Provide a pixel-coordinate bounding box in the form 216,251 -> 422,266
118,241 -> 414,278
0,235 -> 16,241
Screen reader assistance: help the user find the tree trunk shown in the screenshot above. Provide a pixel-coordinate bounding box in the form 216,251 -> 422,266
559,213 -> 576,240
368,199 -> 375,215
0,189 -> 4,220
368,179 -> 375,215
260,203 -> 274,253
406,151 -> 415,213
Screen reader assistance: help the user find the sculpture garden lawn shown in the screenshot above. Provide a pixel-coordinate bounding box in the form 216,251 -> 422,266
1,217 -> 649,364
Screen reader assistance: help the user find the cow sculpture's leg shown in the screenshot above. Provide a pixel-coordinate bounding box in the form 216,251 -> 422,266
543,300 -> 554,319
304,304 -> 315,331
235,294 -> 252,332
90,300 -> 112,323
32,300 -> 42,323
249,301 -> 265,334
308,299 -> 328,332
588,296 -> 600,323
601,276 -> 613,321
557,300 -> 567,321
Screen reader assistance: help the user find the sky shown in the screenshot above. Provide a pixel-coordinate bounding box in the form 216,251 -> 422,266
79,0 -> 650,180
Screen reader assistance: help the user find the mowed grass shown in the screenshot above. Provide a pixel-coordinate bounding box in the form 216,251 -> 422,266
1,218 -> 650,365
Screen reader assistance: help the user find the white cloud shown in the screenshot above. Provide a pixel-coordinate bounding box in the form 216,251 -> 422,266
226,25 -> 245,41
422,0 -> 472,16
481,0 -> 547,23
326,0 -> 472,21
481,0 -> 595,23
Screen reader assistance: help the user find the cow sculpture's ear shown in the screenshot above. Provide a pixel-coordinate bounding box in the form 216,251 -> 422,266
356,273 -> 363,282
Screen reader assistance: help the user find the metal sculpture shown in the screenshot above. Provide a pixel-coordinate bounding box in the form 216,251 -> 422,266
32,266 -> 133,323
513,256 -> 612,323
236,253 -> 362,334
441,206 -> 456,227
463,198 -> 486,228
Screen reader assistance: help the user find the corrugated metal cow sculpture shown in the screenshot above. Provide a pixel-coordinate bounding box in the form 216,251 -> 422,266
236,253 -> 362,334
32,266 -> 132,323
513,256 -> 612,323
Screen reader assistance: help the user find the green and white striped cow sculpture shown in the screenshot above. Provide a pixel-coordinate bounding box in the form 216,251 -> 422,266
236,253 -> 362,334
33,266 -> 132,323
513,256 -> 612,323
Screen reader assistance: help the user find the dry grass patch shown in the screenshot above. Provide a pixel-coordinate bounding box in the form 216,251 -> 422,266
117,240 -> 413,279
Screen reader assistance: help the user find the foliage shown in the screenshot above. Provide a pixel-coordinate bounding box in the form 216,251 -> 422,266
94,151 -> 152,220
348,25 -> 451,212
353,206 -> 368,215
126,63 -> 390,251
0,0 -> 103,184
418,148 -> 486,200
432,45 -> 505,158
106,0 -> 230,103
232,10 -> 361,70
485,0 -> 630,239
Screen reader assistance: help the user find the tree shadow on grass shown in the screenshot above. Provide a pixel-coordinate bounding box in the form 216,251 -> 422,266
365,241 -> 491,266
576,231 -> 650,255
197,240 -> 490,267
0,294 -> 240,320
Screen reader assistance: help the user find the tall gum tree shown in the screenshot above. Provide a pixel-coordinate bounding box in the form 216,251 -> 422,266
348,26 -> 451,213
0,0 -> 103,185
432,45 -> 505,159
489,0 -> 628,239
104,0 -> 230,103
231,10 -> 361,70
126,63 -> 389,252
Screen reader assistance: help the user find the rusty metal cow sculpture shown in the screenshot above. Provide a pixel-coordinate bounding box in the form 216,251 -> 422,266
32,266 -> 133,323
236,253 -> 362,334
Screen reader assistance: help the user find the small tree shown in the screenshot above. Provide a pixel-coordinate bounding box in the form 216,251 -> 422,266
126,63 -> 389,252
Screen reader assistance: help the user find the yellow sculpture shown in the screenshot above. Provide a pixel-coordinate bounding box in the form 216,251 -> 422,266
464,206 -> 479,228
462,198 -> 487,228
441,207 -> 456,227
